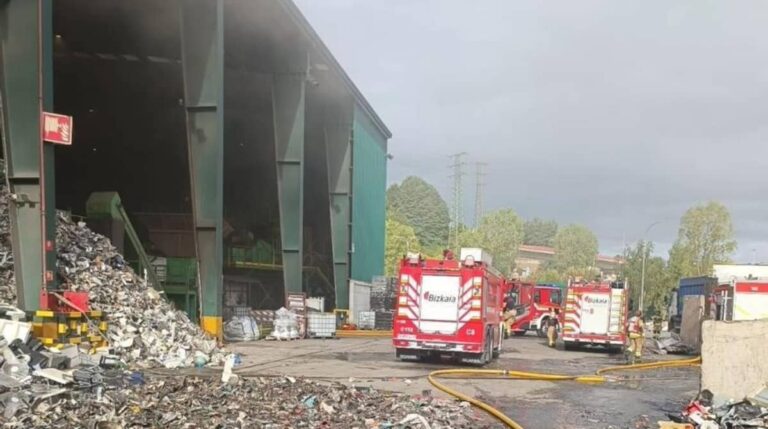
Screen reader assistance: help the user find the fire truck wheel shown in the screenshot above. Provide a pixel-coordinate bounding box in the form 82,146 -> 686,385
481,328 -> 493,364
563,342 -> 578,351
513,331 -> 526,337
493,332 -> 502,358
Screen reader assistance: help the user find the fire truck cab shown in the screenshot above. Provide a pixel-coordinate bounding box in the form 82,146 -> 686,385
393,248 -> 505,365
506,283 -> 563,337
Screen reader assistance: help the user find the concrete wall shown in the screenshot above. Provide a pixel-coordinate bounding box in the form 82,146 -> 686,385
701,319 -> 768,400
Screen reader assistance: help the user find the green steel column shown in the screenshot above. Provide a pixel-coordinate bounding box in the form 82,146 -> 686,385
41,0 -> 55,295
272,52 -> 308,295
324,101 -> 353,309
180,0 -> 224,338
0,0 -> 54,310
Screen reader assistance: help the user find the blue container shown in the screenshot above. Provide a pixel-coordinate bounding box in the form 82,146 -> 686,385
677,276 -> 717,315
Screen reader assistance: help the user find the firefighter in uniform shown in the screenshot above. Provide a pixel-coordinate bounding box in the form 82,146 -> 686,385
502,292 -> 517,337
546,308 -> 559,347
627,310 -> 644,362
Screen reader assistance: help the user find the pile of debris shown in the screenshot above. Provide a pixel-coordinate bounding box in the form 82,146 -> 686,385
54,211 -> 224,368
0,166 -> 17,305
0,161 -> 223,368
0,168 -> 487,428
4,374 -> 486,428
646,332 -> 695,355
663,388 -> 768,428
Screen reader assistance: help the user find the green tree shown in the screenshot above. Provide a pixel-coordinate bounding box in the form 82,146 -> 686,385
668,201 -> 737,278
458,209 -> 524,277
534,267 -> 565,284
384,217 -> 420,276
553,224 -> 598,277
523,218 -> 558,247
386,177 -> 450,249
622,241 -> 672,315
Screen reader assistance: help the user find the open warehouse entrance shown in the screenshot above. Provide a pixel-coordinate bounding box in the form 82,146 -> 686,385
52,0 -> 198,317
1,0 -> 389,337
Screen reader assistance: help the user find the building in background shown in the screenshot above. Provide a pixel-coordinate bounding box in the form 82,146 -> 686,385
515,245 -> 623,280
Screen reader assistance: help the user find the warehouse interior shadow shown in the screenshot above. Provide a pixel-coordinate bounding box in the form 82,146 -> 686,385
51,0 -> 340,318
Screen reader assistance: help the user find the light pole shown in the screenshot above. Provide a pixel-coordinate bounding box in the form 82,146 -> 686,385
639,221 -> 663,312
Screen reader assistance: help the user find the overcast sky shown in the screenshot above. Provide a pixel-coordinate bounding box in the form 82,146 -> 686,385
296,0 -> 768,261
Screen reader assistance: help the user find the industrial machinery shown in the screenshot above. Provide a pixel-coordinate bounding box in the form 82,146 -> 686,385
506,283 -> 563,337
27,191 -> 155,348
562,280 -> 628,352
85,192 -> 200,320
392,248 -> 506,365
85,192 -> 161,289
32,289 -> 107,348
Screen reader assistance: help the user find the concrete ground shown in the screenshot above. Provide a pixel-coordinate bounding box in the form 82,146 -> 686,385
228,335 -> 699,429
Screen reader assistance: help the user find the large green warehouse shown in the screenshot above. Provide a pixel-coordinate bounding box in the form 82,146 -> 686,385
0,0 -> 391,337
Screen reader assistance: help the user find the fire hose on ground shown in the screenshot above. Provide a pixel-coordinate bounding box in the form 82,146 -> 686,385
427,356 -> 703,429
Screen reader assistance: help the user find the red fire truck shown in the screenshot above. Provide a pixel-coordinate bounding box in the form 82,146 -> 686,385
562,280 -> 629,352
506,283 -> 563,337
392,248 -> 506,365
711,280 -> 768,321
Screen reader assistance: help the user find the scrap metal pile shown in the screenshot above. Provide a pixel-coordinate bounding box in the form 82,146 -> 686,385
53,211 -> 224,368
2,373 -> 484,428
0,162 -> 223,368
0,164 -> 484,427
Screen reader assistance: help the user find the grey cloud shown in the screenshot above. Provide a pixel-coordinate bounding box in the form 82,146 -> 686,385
296,0 -> 768,263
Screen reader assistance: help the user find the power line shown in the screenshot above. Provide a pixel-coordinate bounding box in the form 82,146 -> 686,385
448,152 -> 467,250
474,162 -> 487,227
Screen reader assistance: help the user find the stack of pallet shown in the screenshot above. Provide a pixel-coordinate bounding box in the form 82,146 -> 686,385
369,276 -> 395,331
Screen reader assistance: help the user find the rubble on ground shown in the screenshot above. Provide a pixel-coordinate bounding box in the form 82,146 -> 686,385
663,388 -> 768,428
2,374 -> 486,428
645,332 -> 695,355
0,162 -> 485,427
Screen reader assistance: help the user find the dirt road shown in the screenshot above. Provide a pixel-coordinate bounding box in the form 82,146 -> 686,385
229,334 -> 699,428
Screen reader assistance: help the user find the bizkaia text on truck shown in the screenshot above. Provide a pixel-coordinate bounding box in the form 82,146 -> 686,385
392,248 -> 506,365
506,283 -> 562,337
561,280 -> 629,352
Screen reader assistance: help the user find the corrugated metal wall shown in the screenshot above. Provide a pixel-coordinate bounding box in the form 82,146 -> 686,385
351,105 -> 387,283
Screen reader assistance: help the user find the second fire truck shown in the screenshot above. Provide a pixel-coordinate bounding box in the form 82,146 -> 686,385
561,280 -> 629,352
505,283 -> 563,337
